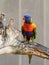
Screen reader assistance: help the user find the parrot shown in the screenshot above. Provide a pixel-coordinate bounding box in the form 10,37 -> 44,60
21,13 -> 37,64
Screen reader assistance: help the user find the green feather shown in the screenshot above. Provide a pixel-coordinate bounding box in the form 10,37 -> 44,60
28,55 -> 32,64
28,38 -> 34,64
29,18 -> 33,24
34,28 -> 37,39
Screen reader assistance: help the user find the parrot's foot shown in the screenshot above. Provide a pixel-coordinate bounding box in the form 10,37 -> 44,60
30,37 -> 32,42
30,37 -> 34,42
24,36 -> 27,41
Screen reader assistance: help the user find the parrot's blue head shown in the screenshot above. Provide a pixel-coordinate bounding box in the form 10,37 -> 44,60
23,14 -> 31,24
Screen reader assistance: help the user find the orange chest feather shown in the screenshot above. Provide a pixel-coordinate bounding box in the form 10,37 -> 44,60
22,23 -> 35,32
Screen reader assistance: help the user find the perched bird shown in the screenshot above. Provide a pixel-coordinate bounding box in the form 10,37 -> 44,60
21,14 -> 37,64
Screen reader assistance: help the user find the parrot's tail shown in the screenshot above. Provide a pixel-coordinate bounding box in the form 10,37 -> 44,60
28,55 -> 32,64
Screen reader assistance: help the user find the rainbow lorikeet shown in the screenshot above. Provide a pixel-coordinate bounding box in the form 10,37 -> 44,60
21,14 -> 37,64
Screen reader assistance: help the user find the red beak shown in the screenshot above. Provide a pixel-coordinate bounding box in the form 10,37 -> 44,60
22,18 -> 25,20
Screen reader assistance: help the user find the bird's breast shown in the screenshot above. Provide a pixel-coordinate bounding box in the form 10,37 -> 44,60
23,23 -> 34,32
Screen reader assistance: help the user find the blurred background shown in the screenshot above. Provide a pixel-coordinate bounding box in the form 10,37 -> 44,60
0,0 -> 49,65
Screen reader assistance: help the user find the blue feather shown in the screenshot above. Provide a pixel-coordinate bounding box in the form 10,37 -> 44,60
24,14 -> 31,23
